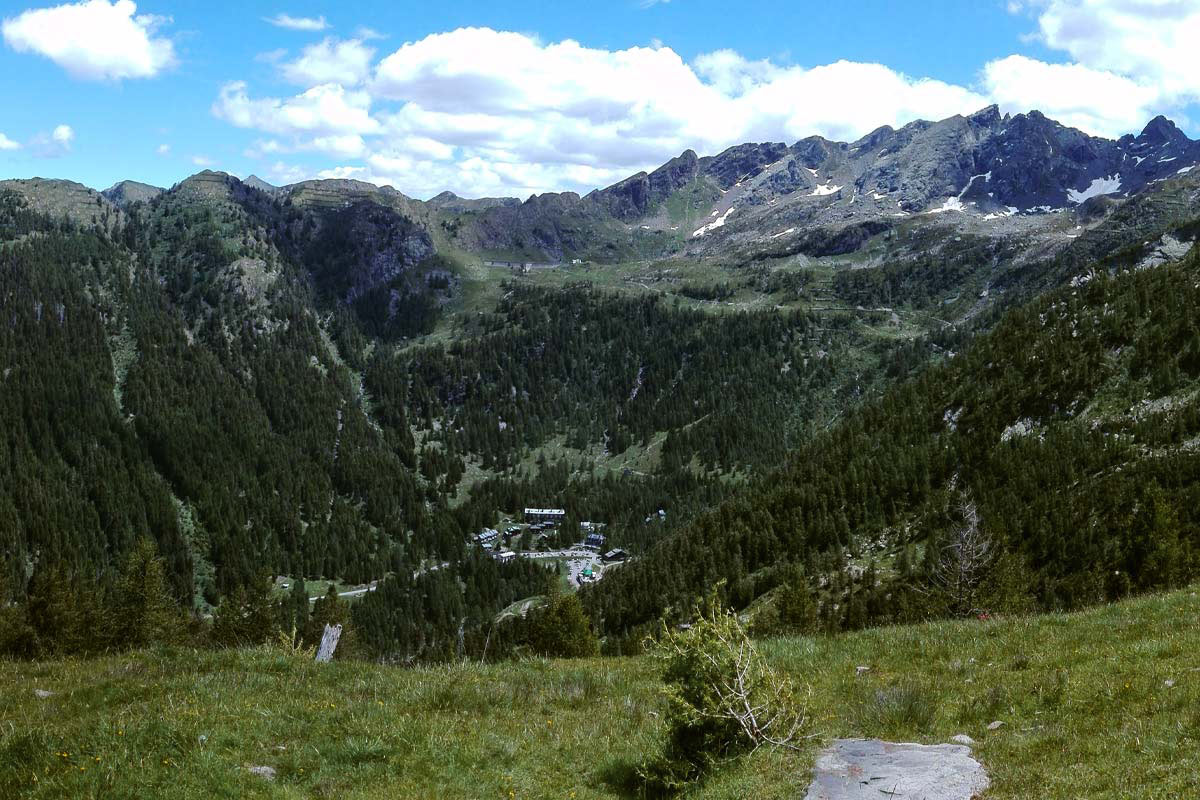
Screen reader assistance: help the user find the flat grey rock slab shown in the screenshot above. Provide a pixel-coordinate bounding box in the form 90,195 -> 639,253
803,738 -> 989,799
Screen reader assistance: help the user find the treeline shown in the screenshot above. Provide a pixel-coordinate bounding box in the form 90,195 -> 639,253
0,533 -> 600,665
585,255 -> 1200,646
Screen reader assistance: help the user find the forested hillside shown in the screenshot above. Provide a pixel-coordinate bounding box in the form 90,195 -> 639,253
586,254 -> 1200,646
0,176 -> 913,662
4,159 -> 1200,665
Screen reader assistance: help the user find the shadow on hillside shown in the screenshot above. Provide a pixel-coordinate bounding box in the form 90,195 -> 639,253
597,758 -> 655,798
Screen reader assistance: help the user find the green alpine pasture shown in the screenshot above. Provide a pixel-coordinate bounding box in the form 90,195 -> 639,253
3,587 -> 1198,799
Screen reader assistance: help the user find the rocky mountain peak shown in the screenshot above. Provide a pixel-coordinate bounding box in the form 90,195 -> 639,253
968,104 -> 1004,127
101,180 -> 164,207
1139,115 -> 1188,147
243,175 -> 282,196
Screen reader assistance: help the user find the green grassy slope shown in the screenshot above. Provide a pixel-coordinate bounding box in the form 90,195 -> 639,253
4,588 -> 1199,798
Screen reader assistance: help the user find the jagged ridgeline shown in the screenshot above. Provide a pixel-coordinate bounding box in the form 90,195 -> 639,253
585,253 -> 1200,642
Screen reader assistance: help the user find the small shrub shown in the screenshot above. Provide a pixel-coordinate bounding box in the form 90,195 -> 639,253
640,608 -> 807,792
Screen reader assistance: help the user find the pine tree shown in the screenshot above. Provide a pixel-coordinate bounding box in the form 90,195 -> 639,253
108,537 -> 183,649
776,564 -> 818,634
289,577 -> 310,644
526,589 -> 599,658
211,574 -> 278,647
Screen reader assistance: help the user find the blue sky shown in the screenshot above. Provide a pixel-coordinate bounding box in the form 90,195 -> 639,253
0,0 -> 1195,198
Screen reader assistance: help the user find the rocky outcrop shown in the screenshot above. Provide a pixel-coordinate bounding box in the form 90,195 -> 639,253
0,178 -> 125,232
699,142 -> 789,189
592,150 -> 701,219
305,200 -> 435,303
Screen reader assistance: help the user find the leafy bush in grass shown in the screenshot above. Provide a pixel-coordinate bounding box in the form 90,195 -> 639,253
640,607 -> 807,792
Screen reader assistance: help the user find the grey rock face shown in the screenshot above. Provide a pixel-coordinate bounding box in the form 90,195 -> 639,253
803,739 -> 989,800
699,142 -> 789,189
594,150 -> 700,219
101,180 -> 164,206
310,201 -> 435,303
242,175 -> 282,197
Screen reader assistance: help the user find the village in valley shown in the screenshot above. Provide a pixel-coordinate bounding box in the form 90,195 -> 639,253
473,506 -> 637,587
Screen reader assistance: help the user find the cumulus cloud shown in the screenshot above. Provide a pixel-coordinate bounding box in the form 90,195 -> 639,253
281,37 -> 374,86
191,154 -> 214,167
2,0 -> 174,81
365,28 -> 987,195
982,55 -> 1162,137
155,142 -> 169,155
1032,0 -> 1200,102
213,80 -> 380,140
221,28 -> 993,196
0,133 -> 19,150
978,0 -> 1200,136
264,13 -> 327,31
28,124 -> 74,157
217,20 -> 1195,199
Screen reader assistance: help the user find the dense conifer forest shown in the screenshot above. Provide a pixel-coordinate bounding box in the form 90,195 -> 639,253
585,256 -> 1200,647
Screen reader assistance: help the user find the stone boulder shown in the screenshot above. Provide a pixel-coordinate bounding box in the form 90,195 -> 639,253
803,738 -> 989,800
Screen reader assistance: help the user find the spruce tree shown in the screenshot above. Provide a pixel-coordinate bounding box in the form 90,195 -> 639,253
109,537 -> 183,649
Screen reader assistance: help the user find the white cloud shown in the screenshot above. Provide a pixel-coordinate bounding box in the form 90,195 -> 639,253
693,49 -> 781,95
155,142 -> 170,155
981,55 -> 1162,137
2,0 -> 174,81
217,22 -> 1195,199
360,28 -> 988,195
27,124 -> 74,157
214,81 -> 380,138
191,154 -> 214,167
267,160 -> 308,184
1032,0 -> 1200,102
281,37 -> 373,86
982,0 -> 1200,135
264,13 -> 327,31
0,133 -> 19,151
316,165 -> 368,180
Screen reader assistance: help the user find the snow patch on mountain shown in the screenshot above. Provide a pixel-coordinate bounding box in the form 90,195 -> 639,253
692,206 -> 736,237
1067,175 -> 1122,204
930,197 -> 964,214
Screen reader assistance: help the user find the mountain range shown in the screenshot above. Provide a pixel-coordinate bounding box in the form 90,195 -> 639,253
2,105 -> 1200,663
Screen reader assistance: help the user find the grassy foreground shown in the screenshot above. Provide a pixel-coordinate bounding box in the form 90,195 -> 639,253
3,589 -> 1200,798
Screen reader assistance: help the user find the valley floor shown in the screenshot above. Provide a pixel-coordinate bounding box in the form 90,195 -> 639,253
3,589 -> 1199,798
